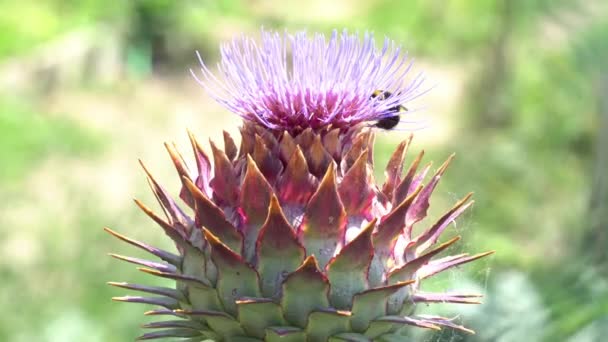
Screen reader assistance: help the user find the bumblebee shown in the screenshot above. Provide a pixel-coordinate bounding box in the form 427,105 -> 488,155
371,90 -> 408,130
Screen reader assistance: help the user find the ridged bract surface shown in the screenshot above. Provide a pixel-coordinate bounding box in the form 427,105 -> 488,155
108,123 -> 493,341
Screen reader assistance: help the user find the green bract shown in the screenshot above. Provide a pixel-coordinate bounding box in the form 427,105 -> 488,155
108,123 -> 493,341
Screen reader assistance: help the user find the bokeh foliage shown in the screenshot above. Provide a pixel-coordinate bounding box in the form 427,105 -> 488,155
1,0 -> 606,341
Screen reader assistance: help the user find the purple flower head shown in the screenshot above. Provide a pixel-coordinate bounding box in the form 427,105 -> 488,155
191,29 -> 428,133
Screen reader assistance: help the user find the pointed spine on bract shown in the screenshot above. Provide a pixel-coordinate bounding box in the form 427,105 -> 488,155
107,125 -> 493,340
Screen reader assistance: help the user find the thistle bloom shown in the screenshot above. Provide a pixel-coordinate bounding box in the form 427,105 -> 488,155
108,29 -> 492,341
192,30 -> 428,132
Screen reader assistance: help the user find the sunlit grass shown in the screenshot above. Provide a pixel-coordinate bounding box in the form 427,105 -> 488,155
0,97 -> 103,186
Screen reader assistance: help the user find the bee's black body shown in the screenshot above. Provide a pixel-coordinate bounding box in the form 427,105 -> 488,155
371,90 -> 407,130
374,114 -> 401,130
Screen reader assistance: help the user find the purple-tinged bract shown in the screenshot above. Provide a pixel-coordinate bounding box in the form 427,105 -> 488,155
192,30 -> 427,133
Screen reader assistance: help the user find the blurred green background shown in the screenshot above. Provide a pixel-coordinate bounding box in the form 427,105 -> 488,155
1,0 -> 607,341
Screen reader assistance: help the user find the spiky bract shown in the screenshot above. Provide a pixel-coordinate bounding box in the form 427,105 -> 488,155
108,123 -> 493,341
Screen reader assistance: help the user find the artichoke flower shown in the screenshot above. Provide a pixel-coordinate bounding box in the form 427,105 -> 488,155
107,30 -> 493,341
